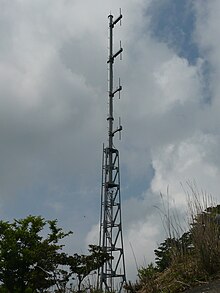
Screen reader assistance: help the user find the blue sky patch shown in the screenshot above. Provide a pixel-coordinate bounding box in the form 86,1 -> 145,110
147,0 -> 199,64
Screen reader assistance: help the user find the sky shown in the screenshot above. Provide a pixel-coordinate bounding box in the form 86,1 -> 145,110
1,0 -> 220,283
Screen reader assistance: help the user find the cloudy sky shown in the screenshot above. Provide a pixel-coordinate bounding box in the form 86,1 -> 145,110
1,0 -> 220,282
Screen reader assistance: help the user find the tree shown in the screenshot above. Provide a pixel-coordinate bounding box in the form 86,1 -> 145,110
154,205 -> 220,275
190,205 -> 220,274
68,245 -> 112,292
0,215 -> 72,292
154,238 -> 176,272
154,232 -> 192,272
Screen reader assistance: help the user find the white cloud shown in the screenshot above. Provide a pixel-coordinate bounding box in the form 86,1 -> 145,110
151,133 -> 220,207
154,56 -> 202,112
124,216 -> 161,280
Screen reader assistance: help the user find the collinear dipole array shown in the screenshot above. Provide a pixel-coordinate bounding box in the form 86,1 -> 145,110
98,12 -> 126,292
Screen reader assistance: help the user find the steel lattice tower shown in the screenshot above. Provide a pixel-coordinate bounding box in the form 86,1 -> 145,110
98,12 -> 126,292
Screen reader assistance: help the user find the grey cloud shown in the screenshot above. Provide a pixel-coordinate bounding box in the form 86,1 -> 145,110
1,0 -> 220,283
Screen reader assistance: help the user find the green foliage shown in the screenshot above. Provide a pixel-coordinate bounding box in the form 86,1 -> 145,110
190,205 -> 220,274
138,263 -> 157,282
138,205 -> 220,293
154,238 -> 176,272
68,245 -> 112,292
137,264 -> 161,293
0,286 -> 9,293
0,215 -> 111,293
154,232 -> 192,272
0,215 -> 69,292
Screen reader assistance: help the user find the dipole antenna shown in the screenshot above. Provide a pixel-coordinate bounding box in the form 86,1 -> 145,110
98,11 -> 126,292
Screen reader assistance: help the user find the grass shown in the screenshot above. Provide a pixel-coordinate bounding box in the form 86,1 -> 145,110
127,183 -> 220,293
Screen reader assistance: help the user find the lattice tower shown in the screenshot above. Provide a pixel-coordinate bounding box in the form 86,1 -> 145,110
98,12 -> 126,293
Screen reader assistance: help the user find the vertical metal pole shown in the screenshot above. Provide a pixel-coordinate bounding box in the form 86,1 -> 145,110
108,14 -> 114,183
108,16 -> 114,291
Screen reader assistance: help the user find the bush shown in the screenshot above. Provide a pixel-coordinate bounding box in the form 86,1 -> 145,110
137,187 -> 220,293
191,206 -> 220,274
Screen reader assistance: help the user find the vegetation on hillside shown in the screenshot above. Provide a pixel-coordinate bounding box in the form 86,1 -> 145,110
126,189 -> 220,293
1,189 -> 220,293
0,215 -> 110,292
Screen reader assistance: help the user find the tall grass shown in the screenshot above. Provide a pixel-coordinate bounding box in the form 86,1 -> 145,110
135,183 -> 220,293
186,182 -> 220,275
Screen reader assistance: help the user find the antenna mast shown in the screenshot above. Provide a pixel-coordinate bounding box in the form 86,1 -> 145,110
98,11 -> 126,292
